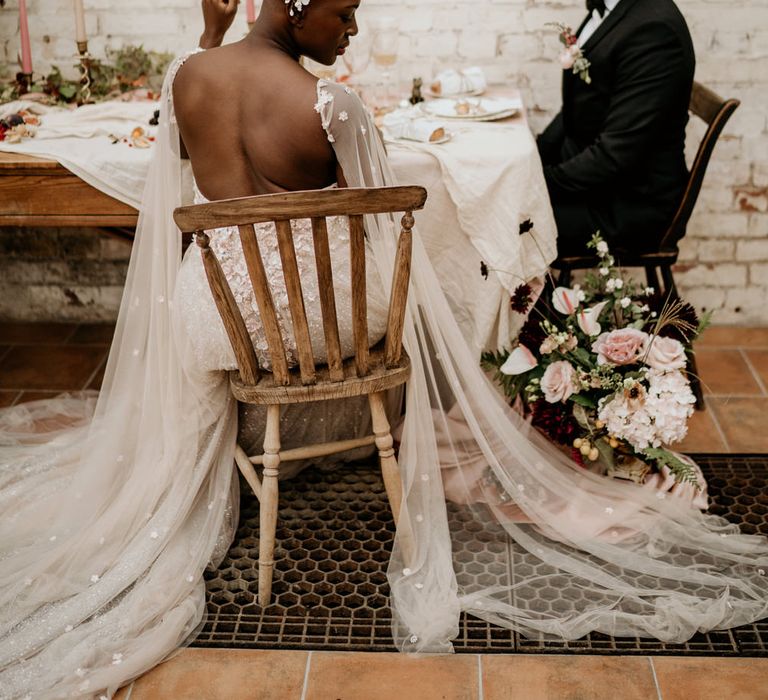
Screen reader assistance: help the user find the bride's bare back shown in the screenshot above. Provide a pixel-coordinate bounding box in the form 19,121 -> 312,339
173,0 -> 360,200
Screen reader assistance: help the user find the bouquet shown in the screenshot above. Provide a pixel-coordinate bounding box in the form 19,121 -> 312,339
483,234 -> 709,486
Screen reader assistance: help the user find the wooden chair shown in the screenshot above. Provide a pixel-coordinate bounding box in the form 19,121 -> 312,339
173,186 -> 426,606
550,82 -> 741,409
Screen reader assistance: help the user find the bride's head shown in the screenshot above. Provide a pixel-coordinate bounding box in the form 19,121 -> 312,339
266,0 -> 360,65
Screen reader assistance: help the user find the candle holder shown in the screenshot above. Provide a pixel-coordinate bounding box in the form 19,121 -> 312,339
76,39 -> 94,105
17,72 -> 33,95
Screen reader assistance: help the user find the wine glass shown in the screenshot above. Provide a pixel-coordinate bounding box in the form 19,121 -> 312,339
341,33 -> 372,86
371,17 -> 399,107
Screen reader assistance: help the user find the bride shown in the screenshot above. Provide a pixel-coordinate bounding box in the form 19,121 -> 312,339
2,0 -> 767,697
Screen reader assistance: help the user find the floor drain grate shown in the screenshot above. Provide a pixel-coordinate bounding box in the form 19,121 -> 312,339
193,454 -> 768,655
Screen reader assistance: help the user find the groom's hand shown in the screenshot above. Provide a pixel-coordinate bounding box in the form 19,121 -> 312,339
199,0 -> 239,49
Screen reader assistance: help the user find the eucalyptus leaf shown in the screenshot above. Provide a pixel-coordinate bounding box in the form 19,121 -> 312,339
58,84 -> 77,99
572,403 -> 591,428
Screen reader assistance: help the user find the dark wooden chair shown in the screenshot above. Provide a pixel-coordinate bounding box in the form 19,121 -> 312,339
550,82 -> 741,409
174,186 -> 426,606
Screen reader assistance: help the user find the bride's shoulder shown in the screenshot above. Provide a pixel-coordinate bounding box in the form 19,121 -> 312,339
314,80 -> 368,126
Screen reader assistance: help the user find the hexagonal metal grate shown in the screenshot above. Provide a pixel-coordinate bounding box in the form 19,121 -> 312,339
193,454 -> 768,656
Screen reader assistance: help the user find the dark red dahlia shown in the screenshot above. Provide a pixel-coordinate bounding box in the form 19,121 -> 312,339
530,400 -> 579,446
510,283 -> 534,314
660,301 -> 700,343
518,315 -> 546,352
645,294 -> 700,343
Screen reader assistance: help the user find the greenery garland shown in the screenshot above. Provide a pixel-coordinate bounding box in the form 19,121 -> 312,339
1,45 -> 172,105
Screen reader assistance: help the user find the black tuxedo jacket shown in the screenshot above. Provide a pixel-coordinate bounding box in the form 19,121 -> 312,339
538,0 -> 695,245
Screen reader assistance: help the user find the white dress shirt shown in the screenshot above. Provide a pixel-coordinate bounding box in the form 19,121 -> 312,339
578,0 -> 623,47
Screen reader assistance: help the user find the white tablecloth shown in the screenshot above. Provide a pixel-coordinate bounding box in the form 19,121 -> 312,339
1,98 -> 557,354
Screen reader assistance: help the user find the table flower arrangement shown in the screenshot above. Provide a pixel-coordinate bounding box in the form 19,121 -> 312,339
0,109 -> 39,142
483,234 -> 708,486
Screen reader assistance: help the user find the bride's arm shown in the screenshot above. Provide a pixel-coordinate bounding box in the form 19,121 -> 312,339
199,0 -> 239,49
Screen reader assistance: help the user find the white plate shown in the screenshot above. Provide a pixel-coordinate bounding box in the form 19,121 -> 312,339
449,109 -> 519,122
421,97 -> 521,120
424,87 -> 485,99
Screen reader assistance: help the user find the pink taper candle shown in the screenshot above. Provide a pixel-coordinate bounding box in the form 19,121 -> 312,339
246,0 -> 256,24
18,0 -> 33,74
73,0 -> 87,44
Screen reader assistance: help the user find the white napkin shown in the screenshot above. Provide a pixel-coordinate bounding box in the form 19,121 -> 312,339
381,107 -> 446,143
429,67 -> 487,96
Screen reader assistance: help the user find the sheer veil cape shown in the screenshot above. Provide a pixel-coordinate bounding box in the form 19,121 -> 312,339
0,52 -> 238,698
1,53 -> 767,699
316,80 -> 768,651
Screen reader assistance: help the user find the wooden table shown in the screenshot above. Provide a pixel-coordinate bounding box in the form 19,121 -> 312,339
0,152 -> 138,228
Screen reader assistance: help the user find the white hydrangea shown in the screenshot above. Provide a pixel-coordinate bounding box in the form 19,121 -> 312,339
598,369 -> 695,450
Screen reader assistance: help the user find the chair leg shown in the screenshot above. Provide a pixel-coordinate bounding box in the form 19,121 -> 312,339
688,348 -> 706,411
660,264 -> 679,300
369,391 -> 414,562
644,265 -> 660,294
234,443 -> 262,501
258,404 -> 281,607
369,392 -> 402,521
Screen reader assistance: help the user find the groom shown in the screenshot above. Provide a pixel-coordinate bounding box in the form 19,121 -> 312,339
537,0 -> 695,256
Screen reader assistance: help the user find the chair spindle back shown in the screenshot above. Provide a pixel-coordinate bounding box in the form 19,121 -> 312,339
174,186 -> 427,387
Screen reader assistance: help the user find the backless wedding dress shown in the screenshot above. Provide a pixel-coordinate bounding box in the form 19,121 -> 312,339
2,51 -> 768,699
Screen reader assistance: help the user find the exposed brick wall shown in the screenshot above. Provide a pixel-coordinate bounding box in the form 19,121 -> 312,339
0,227 -> 130,320
1,0 -> 766,323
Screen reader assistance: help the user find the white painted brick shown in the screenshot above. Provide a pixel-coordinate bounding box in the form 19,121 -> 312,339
724,287 -> 768,324
678,286 -> 726,314
736,240 -> 768,262
748,214 -> 768,238
458,31 -> 499,60
675,263 -> 747,288
688,212 -> 747,238
749,264 -> 768,286
698,239 -> 736,263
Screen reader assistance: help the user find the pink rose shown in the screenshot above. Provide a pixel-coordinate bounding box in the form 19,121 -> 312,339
591,328 -> 649,366
541,360 -> 578,403
643,335 -> 687,371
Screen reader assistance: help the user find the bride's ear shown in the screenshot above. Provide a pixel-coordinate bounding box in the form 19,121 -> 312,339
284,3 -> 306,28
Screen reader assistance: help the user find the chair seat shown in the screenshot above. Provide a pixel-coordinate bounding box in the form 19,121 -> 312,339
229,343 -> 411,405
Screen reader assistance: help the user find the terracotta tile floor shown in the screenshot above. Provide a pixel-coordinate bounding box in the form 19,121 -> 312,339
4,322 -> 768,698
112,649 -> 768,700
